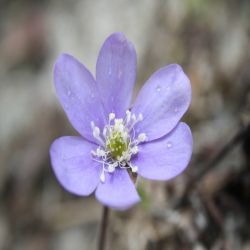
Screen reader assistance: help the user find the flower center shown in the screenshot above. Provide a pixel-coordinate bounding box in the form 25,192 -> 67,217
90,111 -> 146,182
106,131 -> 128,160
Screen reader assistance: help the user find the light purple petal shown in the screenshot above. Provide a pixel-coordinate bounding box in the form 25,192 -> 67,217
54,53 -> 106,143
132,122 -> 192,180
96,32 -> 137,118
131,64 -> 191,141
95,169 -> 140,210
50,136 -> 102,195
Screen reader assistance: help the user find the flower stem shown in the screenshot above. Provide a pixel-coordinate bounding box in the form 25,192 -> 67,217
97,206 -> 109,250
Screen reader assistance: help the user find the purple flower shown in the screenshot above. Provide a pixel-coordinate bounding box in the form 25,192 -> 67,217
50,32 -> 192,210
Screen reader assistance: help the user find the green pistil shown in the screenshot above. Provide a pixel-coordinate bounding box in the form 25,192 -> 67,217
107,132 -> 128,160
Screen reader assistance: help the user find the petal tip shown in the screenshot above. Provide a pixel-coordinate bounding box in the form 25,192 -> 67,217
169,63 -> 182,70
166,64 -> 189,80
54,53 -> 71,65
53,53 -> 71,77
108,32 -> 126,42
49,137 -> 59,158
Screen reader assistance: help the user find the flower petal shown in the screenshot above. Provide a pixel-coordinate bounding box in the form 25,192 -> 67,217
54,53 -> 106,143
132,122 -> 192,180
96,32 -> 137,118
95,169 -> 140,210
50,136 -> 102,195
132,64 -> 191,141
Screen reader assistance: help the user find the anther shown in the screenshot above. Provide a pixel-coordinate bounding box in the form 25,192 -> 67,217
126,110 -> 131,123
138,133 -> 146,142
96,148 -> 105,157
103,127 -> 107,137
138,113 -> 143,121
109,113 -> 115,121
93,126 -> 100,137
100,171 -> 105,183
131,146 -> 138,154
131,165 -> 138,173
108,165 -> 115,173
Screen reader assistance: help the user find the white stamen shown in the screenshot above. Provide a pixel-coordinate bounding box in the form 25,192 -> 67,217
96,148 -> 105,157
91,150 -> 97,156
131,146 -> 138,154
109,113 -> 115,121
108,165 -> 115,173
108,162 -> 118,173
126,110 -> 131,124
92,125 -> 105,146
128,113 -> 142,132
122,131 -> 128,141
100,171 -> 105,182
138,113 -> 143,121
93,126 -> 100,137
131,165 -> 138,173
91,111 -> 146,181
138,133 -> 146,142
103,127 -> 107,137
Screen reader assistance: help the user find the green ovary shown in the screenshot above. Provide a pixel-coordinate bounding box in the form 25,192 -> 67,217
107,132 -> 128,160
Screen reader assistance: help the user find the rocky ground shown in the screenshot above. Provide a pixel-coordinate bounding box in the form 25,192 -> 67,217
0,0 -> 250,249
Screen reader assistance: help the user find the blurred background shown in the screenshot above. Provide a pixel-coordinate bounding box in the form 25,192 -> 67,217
1,0 -> 250,249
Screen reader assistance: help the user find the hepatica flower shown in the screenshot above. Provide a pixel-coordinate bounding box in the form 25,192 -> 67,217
50,32 -> 192,210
